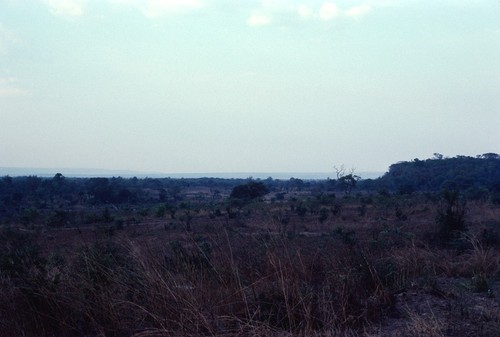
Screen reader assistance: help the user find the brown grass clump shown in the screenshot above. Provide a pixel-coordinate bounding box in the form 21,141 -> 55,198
404,306 -> 444,337
462,232 -> 500,278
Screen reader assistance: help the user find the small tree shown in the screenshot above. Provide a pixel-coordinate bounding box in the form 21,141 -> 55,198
436,189 -> 466,241
334,165 -> 360,196
230,181 -> 269,206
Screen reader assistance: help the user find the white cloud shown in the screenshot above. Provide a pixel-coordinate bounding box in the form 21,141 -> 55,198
109,0 -> 204,18
366,0 -> 398,7
44,0 -> 86,18
246,0 -> 296,27
246,1 -> 383,26
142,0 -> 204,17
344,4 -> 372,18
319,2 -> 340,21
247,13 -> 272,27
247,1 -> 331,26
297,4 -> 313,19
260,0 -> 295,11
320,1 -> 385,20
0,77 -> 28,97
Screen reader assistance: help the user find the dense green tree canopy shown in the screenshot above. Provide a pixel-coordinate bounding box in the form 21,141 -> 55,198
362,154 -> 500,196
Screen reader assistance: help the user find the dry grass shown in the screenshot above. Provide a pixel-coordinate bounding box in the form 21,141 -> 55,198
404,306 -> 445,337
462,232 -> 500,277
0,197 -> 499,336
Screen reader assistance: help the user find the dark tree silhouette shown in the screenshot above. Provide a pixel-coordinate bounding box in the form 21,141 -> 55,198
230,181 -> 269,200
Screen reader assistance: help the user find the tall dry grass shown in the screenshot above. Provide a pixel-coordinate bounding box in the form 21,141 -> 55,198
0,226 -> 399,336
1,198 -> 498,336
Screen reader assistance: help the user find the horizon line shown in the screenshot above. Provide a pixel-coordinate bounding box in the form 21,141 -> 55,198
0,167 -> 385,180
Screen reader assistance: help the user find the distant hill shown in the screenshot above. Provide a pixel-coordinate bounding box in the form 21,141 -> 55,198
361,153 -> 500,197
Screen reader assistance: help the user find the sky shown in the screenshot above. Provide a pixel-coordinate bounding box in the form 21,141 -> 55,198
1,0 -> 499,175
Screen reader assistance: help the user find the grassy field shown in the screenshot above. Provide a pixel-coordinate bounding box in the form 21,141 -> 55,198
0,188 -> 499,336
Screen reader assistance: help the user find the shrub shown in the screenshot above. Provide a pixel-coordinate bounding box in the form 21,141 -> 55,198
230,181 -> 269,206
436,190 -> 466,241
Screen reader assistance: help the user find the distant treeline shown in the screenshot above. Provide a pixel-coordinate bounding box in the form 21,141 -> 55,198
0,153 -> 499,225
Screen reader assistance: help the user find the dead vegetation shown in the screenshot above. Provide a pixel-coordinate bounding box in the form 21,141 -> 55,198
0,189 -> 499,336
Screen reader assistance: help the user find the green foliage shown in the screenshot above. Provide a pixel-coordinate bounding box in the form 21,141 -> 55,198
436,189 -> 467,241
21,207 -> 39,225
1,154 -> 497,227
0,228 -> 44,280
318,207 -> 329,223
230,181 -> 269,206
73,240 -> 131,285
337,174 -> 360,195
0,189 -> 498,336
155,204 -> 166,217
230,181 -> 269,199
368,154 -> 500,197
47,209 -> 70,227
332,227 -> 357,245
0,154 -> 499,336
101,207 -> 114,223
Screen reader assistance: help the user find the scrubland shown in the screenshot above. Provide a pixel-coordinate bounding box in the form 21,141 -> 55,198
1,187 -> 499,337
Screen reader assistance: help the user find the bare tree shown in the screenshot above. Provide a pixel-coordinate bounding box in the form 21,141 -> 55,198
334,165 -> 361,196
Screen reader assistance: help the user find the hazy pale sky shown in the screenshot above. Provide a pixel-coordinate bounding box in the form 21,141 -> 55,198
1,0 -> 499,174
